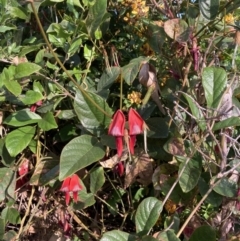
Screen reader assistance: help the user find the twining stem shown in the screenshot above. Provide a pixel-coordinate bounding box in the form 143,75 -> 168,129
29,1 -> 111,118
120,73 -> 123,110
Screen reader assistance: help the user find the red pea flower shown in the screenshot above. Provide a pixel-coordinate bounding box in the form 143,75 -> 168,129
30,100 -> 43,112
60,174 -> 82,205
114,161 -> 124,177
108,110 -> 126,156
16,159 -> 29,190
128,108 -> 145,154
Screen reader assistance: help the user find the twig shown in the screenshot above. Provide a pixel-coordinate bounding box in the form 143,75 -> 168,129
16,186 -> 35,240
67,206 -> 99,240
177,161 -> 240,237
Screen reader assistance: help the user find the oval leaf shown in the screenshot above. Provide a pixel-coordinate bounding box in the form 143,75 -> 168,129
20,90 -> 43,105
202,67 -> 227,109
38,111 -> 58,131
122,56 -> 148,85
59,135 -> 105,180
213,177 -> 237,197
74,90 -> 112,135
15,63 -> 42,78
189,225 -> 216,241
4,110 -> 42,127
135,197 -> 163,235
101,230 -> 136,241
5,126 -> 36,157
198,177 -> 222,207
0,168 -> 15,201
179,158 -> 202,193
157,229 -> 181,241
213,117 -> 240,131
199,0 -> 219,20
90,167 -> 105,194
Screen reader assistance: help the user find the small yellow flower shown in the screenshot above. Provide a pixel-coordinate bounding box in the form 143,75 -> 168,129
131,10 -> 138,15
128,91 -> 142,105
164,199 -> 177,214
224,13 -> 235,24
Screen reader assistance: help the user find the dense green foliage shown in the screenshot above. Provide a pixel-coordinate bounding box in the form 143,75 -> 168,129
0,0 -> 240,240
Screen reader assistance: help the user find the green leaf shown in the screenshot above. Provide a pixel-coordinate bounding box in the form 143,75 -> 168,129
30,156 -> 59,186
229,159 -> 240,172
146,117 -> 169,138
33,81 -> 44,94
20,90 -> 43,105
164,214 -> 180,234
0,168 -> 15,201
4,110 -> 42,127
144,21 -> 166,54
85,0 -> 107,38
68,37 -> 82,56
157,229 -> 181,241
202,67 -> 227,109
213,117 -> 240,131
83,44 -> 94,61
182,93 -> 206,131
73,190 -> 96,209
59,135 -> 105,180
0,140 -> 15,167
10,6 -> 28,20
38,112 -> 58,131
5,126 -> 36,157
0,26 -> 16,33
199,0 -> 219,20
1,207 -> 21,224
179,158 -> 202,193
213,177 -> 237,197
90,167 -> 105,194
3,79 -> 21,96
3,230 -> 17,241
135,197 -> 163,235
122,56 -> 148,85
1,66 -> 21,96
198,177 -> 222,207
0,218 -> 5,240
189,225 -> 216,241
97,67 -> 121,96
15,63 -> 42,78
141,236 -> 158,241
73,90 -> 112,135
100,230 -> 136,241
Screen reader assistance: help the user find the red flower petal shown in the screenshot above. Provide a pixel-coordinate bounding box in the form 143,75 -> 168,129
60,177 -> 71,192
128,108 -> 144,135
30,105 -> 37,112
65,192 -> 71,205
129,135 -> 136,154
73,191 -> 78,203
115,136 -> 124,156
115,162 -> 124,176
69,174 -> 82,192
108,110 -> 125,136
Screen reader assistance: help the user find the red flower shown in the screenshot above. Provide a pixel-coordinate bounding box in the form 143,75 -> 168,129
108,110 -> 125,156
30,100 -> 43,112
60,174 -> 82,205
128,108 -> 145,154
16,159 -> 29,190
114,161 -> 124,177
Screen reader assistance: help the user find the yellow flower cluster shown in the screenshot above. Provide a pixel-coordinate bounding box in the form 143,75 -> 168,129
164,199 -> 177,214
224,13 -> 235,24
127,91 -> 142,105
122,0 -> 149,25
140,42 -> 154,56
160,74 -> 170,86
